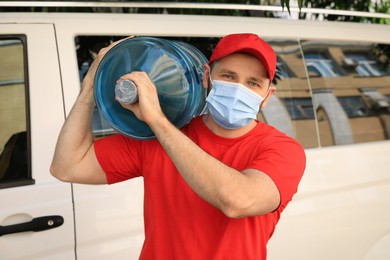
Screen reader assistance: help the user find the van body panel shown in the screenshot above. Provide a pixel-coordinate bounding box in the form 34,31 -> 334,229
72,182 -> 144,259
0,23 -> 75,259
268,141 -> 390,259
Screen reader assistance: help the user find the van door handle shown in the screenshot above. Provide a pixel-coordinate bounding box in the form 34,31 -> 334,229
0,215 -> 64,236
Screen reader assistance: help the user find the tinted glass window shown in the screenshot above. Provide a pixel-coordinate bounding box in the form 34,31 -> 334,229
75,36 -> 320,148
0,36 -> 33,188
302,40 -> 390,146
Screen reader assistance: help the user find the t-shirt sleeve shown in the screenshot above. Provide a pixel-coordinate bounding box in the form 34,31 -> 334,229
94,134 -> 142,184
249,137 -> 306,210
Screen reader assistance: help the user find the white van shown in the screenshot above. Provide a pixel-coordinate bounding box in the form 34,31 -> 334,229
1,6 -> 390,260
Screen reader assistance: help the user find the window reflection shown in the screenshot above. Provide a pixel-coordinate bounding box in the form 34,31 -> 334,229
276,57 -> 295,79
302,40 -> 390,146
345,53 -> 388,77
337,96 -> 372,117
265,40 -> 318,148
281,98 -> 315,120
304,53 -> 341,77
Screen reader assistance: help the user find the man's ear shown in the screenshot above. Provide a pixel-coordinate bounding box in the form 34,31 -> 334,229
260,86 -> 276,109
203,64 -> 211,90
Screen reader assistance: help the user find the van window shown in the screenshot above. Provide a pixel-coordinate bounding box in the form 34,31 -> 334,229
75,36 -> 321,148
75,36 -> 390,149
302,40 -> 390,146
0,36 -> 33,189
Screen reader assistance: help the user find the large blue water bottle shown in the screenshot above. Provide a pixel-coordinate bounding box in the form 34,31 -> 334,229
94,37 -> 208,140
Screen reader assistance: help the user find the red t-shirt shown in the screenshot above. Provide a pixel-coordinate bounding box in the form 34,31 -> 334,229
94,116 -> 306,260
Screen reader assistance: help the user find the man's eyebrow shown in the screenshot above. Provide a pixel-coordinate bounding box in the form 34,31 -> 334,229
218,69 -> 268,85
218,69 -> 237,75
248,76 -> 261,81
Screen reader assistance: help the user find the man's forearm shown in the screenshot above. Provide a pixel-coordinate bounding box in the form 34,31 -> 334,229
148,116 -> 266,218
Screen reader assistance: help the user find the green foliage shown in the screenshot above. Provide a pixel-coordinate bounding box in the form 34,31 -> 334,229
0,0 -> 388,24
280,0 -> 291,14
298,0 -> 370,21
281,0 -> 304,14
298,0 -> 389,24
371,0 -> 390,24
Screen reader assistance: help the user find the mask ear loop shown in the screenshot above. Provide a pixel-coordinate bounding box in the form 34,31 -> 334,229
207,61 -> 217,90
208,72 -> 213,86
260,82 -> 272,109
207,71 -> 214,96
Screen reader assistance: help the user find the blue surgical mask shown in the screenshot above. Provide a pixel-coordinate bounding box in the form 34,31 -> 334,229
206,79 -> 265,129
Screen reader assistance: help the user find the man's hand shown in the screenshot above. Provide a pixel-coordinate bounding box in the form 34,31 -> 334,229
115,72 -> 166,126
82,37 -> 133,102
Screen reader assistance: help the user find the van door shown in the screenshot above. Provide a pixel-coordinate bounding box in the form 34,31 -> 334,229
0,24 -> 75,259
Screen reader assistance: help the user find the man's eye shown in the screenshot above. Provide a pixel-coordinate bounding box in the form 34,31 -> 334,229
249,82 -> 260,88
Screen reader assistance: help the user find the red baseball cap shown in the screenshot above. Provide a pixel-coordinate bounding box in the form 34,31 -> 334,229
209,33 -> 276,81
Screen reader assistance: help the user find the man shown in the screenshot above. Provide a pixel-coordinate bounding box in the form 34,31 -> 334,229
51,33 -> 306,259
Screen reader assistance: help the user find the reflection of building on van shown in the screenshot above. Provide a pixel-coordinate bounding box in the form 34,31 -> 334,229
265,40 -> 390,148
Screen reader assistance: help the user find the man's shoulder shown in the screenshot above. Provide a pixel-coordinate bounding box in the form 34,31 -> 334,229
253,122 -> 305,150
